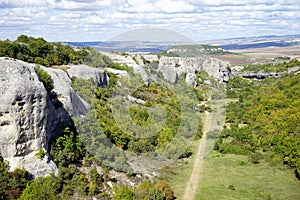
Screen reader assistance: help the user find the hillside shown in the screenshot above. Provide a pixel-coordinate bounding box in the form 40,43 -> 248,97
161,45 -> 231,57
0,35 -> 299,200
219,60 -> 300,178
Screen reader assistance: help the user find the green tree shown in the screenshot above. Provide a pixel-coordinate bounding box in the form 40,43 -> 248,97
21,175 -> 59,200
50,128 -> 85,167
113,185 -> 135,200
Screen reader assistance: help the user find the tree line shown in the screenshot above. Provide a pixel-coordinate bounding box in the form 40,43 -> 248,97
0,35 -> 112,68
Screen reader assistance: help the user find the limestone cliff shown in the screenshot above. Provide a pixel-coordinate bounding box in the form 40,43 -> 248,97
158,57 -> 232,84
0,58 -> 70,176
101,52 -> 150,85
103,52 -> 232,85
0,57 -> 108,177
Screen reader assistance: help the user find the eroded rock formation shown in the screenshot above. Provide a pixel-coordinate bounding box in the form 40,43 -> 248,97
0,57 -> 108,177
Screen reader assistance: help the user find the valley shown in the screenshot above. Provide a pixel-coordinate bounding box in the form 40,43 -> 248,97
0,35 -> 299,199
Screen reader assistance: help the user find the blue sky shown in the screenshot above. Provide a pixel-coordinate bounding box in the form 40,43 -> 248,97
0,0 -> 299,41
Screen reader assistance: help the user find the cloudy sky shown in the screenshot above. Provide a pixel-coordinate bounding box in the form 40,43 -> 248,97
0,0 -> 299,42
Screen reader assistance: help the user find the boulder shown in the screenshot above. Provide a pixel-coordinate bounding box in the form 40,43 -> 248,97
67,64 -> 108,87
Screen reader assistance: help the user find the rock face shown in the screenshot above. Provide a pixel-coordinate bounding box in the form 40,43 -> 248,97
103,52 -> 232,85
0,58 -> 106,177
158,57 -> 232,84
67,64 -> 108,88
43,66 -> 90,117
0,58 -> 71,176
232,66 -> 300,80
101,52 -> 150,85
234,72 -> 283,79
105,67 -> 130,79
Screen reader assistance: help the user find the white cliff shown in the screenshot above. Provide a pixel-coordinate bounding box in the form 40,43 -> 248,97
0,57 -> 108,177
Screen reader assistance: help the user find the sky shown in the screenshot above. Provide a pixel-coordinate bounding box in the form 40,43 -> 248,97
0,0 -> 299,42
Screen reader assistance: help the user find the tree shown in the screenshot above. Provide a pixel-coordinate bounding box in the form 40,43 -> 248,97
21,175 -> 59,200
113,185 -> 135,200
0,156 -> 8,199
50,127 -> 85,167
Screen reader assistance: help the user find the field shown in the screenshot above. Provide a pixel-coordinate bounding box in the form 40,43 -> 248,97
196,152 -> 300,200
213,45 -> 300,66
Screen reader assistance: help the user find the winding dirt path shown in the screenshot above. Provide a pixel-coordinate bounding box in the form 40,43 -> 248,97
183,111 -> 212,200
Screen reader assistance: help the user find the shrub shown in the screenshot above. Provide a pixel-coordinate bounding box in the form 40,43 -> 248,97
34,65 -> 54,91
21,175 -> 59,200
113,185 -> 135,200
35,149 -> 46,159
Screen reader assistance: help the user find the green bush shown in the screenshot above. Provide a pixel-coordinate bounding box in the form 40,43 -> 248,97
50,127 -> 85,167
35,148 -> 46,159
21,175 -> 59,200
34,65 -> 54,91
113,185 -> 135,200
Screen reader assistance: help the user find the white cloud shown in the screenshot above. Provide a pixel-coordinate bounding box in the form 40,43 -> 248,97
155,0 -> 195,13
0,0 -> 299,41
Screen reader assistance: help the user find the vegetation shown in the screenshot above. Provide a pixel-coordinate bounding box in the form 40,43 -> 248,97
0,35 -> 112,68
0,156 -> 31,199
108,62 -> 133,73
50,127 -> 85,167
0,35 -> 89,66
21,175 -> 60,200
35,149 -> 46,159
34,65 -> 54,91
240,59 -> 300,73
113,180 -> 174,200
162,45 -> 231,57
219,65 -> 300,179
82,46 -> 112,68
72,71 -> 202,164
196,153 -> 300,200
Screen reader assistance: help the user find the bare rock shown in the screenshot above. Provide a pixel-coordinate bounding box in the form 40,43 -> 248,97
0,57 -> 70,176
67,64 -> 108,88
105,67 -> 130,79
42,66 -> 89,116
102,52 -> 150,85
157,56 -> 231,84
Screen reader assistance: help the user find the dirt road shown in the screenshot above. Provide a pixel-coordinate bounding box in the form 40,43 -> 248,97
183,111 -> 212,200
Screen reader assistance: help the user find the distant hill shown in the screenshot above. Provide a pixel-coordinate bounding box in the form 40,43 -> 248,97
220,41 -> 299,50
164,45 -> 232,57
205,34 -> 300,50
64,34 -> 300,52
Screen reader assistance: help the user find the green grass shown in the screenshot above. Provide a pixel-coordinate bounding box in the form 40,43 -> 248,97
160,141 -> 199,199
196,152 -> 300,200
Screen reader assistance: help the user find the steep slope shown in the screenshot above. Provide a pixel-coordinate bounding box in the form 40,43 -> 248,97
0,57 -> 108,177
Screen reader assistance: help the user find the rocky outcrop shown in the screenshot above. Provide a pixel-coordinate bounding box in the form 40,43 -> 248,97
101,52 -> 150,85
0,57 -> 71,176
103,52 -> 232,85
231,65 -> 299,80
0,58 -> 106,177
158,57 -> 232,84
43,66 -> 90,117
234,72 -> 283,79
105,67 -> 130,79
67,64 -> 108,87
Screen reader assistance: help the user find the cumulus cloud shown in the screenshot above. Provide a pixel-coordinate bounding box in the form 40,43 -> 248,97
0,0 -> 299,41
